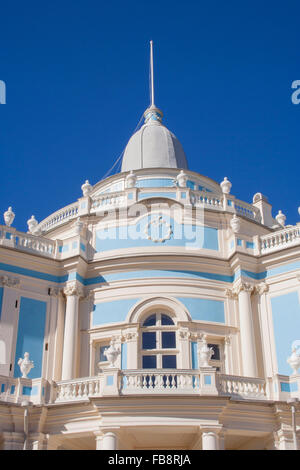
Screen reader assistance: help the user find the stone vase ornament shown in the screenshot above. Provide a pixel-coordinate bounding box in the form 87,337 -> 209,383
176,170 -> 188,188
220,177 -> 232,194
198,336 -> 214,368
3,207 -> 15,227
18,352 -> 34,378
287,347 -> 300,375
103,340 -> 120,368
276,210 -> 286,227
27,215 -> 38,234
230,214 -> 241,233
81,180 -> 92,197
125,171 -> 137,188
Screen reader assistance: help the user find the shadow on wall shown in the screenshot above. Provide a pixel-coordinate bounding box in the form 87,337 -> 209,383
0,340 -> 6,364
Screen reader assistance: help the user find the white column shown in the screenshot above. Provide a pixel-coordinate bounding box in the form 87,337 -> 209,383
236,283 -> 257,377
61,282 -> 83,380
95,434 -> 103,450
102,432 -> 117,450
202,431 -> 219,450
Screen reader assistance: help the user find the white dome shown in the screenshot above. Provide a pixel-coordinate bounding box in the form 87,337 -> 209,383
121,106 -> 188,172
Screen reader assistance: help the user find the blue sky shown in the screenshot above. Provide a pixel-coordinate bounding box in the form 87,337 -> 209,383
0,0 -> 299,231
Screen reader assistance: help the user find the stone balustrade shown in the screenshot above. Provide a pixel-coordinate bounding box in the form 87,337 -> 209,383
234,199 -> 260,221
54,376 -> 101,402
218,374 -> 266,399
190,191 -> 222,208
38,202 -> 79,233
260,226 -> 300,254
51,370 -> 268,403
2,371 -> 292,405
0,226 -> 57,258
90,191 -> 127,213
121,369 -> 200,394
0,376 -> 47,404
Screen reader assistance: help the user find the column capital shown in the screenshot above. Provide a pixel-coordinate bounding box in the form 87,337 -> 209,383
48,287 -> 63,297
225,288 -> 238,299
200,425 -> 223,435
234,281 -> 255,295
0,275 -> 20,288
63,281 -> 84,298
254,282 -> 269,295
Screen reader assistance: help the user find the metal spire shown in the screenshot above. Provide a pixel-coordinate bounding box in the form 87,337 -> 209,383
144,40 -> 163,124
150,40 -> 155,107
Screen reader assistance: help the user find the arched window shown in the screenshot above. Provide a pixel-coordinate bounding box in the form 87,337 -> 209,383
141,313 -> 177,369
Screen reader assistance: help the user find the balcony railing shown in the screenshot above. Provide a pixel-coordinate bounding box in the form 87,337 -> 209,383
3,371 -> 299,406
260,225 -> 300,254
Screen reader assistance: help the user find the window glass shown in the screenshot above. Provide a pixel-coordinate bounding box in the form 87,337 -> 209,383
162,331 -> 176,349
142,355 -> 157,369
162,355 -> 177,369
100,345 -> 109,362
142,332 -> 156,349
208,344 -> 220,361
143,314 -> 156,326
161,314 -> 174,325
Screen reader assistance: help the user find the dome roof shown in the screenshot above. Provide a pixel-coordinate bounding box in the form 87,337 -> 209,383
121,106 -> 188,172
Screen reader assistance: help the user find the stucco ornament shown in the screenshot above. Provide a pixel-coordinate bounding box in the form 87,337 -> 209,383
176,170 -> 188,188
18,352 -> 34,378
74,217 -> 84,235
144,215 -> 173,243
287,343 -> 300,375
125,171 -> 137,188
220,177 -> 232,194
27,215 -> 38,234
81,180 -> 92,197
230,214 -> 241,233
104,340 -> 120,368
3,207 -> 15,227
275,210 -> 286,227
197,336 -> 214,367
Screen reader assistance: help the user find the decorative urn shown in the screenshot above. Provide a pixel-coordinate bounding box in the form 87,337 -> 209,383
125,171 -> 137,188
103,340 -> 120,368
27,215 -> 38,234
275,210 -> 286,227
287,346 -> 300,375
81,180 -> 92,197
220,177 -> 232,194
18,352 -> 34,378
3,207 -> 15,227
176,170 -> 188,188
197,336 -> 214,367
230,214 -> 241,233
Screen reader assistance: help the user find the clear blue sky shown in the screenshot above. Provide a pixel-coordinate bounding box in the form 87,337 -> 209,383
0,0 -> 299,232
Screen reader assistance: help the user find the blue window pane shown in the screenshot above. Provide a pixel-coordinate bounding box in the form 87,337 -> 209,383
142,332 -> 156,349
208,344 -> 220,360
100,346 -> 109,362
161,314 -> 174,325
143,314 -> 156,326
162,355 -> 177,369
142,356 -> 157,369
162,331 -> 176,348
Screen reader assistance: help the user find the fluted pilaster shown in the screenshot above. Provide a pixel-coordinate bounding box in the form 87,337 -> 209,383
61,282 -> 84,380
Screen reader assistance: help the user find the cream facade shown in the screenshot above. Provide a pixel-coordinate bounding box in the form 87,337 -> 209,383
0,102 -> 300,450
